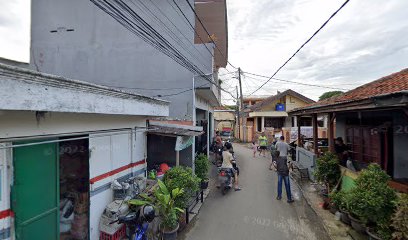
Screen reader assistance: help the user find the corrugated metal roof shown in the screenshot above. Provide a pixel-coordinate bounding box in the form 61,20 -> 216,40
148,126 -> 204,137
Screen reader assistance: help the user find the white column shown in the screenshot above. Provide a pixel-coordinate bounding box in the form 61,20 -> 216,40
261,116 -> 265,132
293,116 -> 298,127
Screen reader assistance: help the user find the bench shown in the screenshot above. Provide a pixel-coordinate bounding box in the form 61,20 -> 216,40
291,161 -> 310,180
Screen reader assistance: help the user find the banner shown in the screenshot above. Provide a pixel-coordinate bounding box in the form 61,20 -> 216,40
175,136 -> 194,151
290,127 -> 313,141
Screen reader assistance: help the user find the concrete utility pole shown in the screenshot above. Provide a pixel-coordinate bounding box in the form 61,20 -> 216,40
236,86 -> 240,139
238,68 -> 246,142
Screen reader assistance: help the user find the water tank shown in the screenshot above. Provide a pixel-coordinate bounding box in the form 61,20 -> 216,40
276,103 -> 285,111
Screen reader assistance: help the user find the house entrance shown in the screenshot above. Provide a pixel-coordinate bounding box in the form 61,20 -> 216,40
12,137 -> 90,240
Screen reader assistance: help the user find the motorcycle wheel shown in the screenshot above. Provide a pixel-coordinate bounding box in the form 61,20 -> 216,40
222,187 -> 226,195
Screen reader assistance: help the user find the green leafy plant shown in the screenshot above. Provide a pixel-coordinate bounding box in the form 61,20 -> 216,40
163,166 -> 200,209
314,152 -> 341,189
330,190 -> 350,211
348,164 -> 397,226
195,153 -> 210,181
391,193 -> 408,240
128,180 -> 184,231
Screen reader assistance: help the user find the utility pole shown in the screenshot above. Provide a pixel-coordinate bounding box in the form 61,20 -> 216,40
236,86 -> 240,140
238,68 -> 246,142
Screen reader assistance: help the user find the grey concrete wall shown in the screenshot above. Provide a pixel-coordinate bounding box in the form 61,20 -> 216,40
30,0 -> 213,120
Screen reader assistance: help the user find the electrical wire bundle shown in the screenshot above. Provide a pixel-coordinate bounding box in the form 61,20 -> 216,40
89,0 -> 236,99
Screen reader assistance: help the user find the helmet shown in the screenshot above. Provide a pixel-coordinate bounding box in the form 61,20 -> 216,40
224,142 -> 232,150
141,205 -> 155,223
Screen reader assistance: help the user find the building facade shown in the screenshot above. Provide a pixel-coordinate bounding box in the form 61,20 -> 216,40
290,68 -> 408,193
238,90 -> 315,142
0,63 -> 169,239
29,0 -> 228,161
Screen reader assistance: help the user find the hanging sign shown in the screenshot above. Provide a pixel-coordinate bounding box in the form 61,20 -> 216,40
175,136 -> 194,151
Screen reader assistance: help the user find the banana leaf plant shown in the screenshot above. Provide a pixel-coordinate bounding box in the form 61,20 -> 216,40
128,180 -> 184,231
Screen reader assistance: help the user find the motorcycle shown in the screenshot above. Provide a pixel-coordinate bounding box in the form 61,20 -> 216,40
218,153 -> 238,195
110,205 -> 155,240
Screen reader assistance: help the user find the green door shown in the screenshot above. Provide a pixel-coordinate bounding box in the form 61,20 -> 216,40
12,141 -> 59,240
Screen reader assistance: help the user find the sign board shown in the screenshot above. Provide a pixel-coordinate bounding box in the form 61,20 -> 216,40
290,127 -> 314,141
175,136 -> 194,151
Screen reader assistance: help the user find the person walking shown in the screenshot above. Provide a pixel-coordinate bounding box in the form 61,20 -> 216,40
269,138 -> 278,170
252,140 -> 258,158
274,136 -> 294,203
258,132 -> 268,157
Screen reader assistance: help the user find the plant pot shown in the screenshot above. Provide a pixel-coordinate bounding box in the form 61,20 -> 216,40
322,193 -> 330,210
348,214 -> 366,234
329,204 -> 338,215
200,180 -> 209,189
366,228 -> 382,240
339,209 -> 351,225
162,223 -> 179,240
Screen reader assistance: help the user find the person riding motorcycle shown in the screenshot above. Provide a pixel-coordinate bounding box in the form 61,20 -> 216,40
220,142 -> 241,191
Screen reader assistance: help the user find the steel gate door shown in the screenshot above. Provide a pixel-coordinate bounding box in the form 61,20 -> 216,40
12,141 -> 59,240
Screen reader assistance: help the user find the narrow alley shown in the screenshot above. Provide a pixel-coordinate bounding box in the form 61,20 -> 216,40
181,143 -> 330,240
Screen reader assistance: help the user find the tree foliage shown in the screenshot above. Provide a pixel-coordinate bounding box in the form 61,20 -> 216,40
318,91 -> 344,101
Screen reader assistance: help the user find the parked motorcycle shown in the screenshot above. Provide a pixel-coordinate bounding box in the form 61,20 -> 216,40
110,205 -> 155,240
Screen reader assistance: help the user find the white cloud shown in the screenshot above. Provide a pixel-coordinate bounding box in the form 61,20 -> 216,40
0,1 -> 30,62
221,0 -> 408,103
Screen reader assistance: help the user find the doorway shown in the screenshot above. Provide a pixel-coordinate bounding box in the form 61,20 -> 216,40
12,138 -> 90,240
59,138 -> 90,240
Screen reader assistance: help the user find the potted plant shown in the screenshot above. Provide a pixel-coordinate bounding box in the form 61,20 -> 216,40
315,152 -> 341,208
163,166 -> 200,209
128,180 -> 184,240
314,152 -> 341,191
330,190 -> 349,219
195,153 -> 210,189
348,164 -> 397,236
391,193 -> 408,240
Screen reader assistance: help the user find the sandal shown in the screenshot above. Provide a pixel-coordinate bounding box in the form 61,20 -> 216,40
234,187 -> 242,191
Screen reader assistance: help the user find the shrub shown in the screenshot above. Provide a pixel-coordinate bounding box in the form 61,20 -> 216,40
163,166 -> 200,209
391,193 -> 408,240
330,190 -> 350,211
348,164 -> 397,225
314,152 -> 341,189
195,153 -> 210,181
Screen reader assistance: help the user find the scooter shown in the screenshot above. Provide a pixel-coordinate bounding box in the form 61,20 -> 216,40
110,205 -> 155,240
218,154 -> 238,195
218,167 -> 235,195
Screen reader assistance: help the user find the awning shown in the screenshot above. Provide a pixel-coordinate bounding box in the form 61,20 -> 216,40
148,122 -> 204,137
249,111 -> 288,117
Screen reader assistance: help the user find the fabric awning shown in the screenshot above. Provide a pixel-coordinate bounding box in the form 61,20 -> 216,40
249,111 -> 288,117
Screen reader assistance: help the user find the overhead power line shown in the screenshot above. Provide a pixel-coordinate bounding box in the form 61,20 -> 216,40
89,0 -> 236,100
249,0 -> 351,96
243,72 -> 350,91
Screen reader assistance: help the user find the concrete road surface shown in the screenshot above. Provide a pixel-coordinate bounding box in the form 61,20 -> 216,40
180,143 -> 330,240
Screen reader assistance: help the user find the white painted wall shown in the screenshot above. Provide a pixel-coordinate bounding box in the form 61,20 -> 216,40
0,111 -> 146,140
0,66 -> 169,117
0,111 -> 149,240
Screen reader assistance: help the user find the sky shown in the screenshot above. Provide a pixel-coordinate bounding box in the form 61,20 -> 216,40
220,0 -> 408,103
0,0 -> 407,103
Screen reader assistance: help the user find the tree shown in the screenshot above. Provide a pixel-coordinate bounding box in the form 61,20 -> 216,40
319,91 -> 344,101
